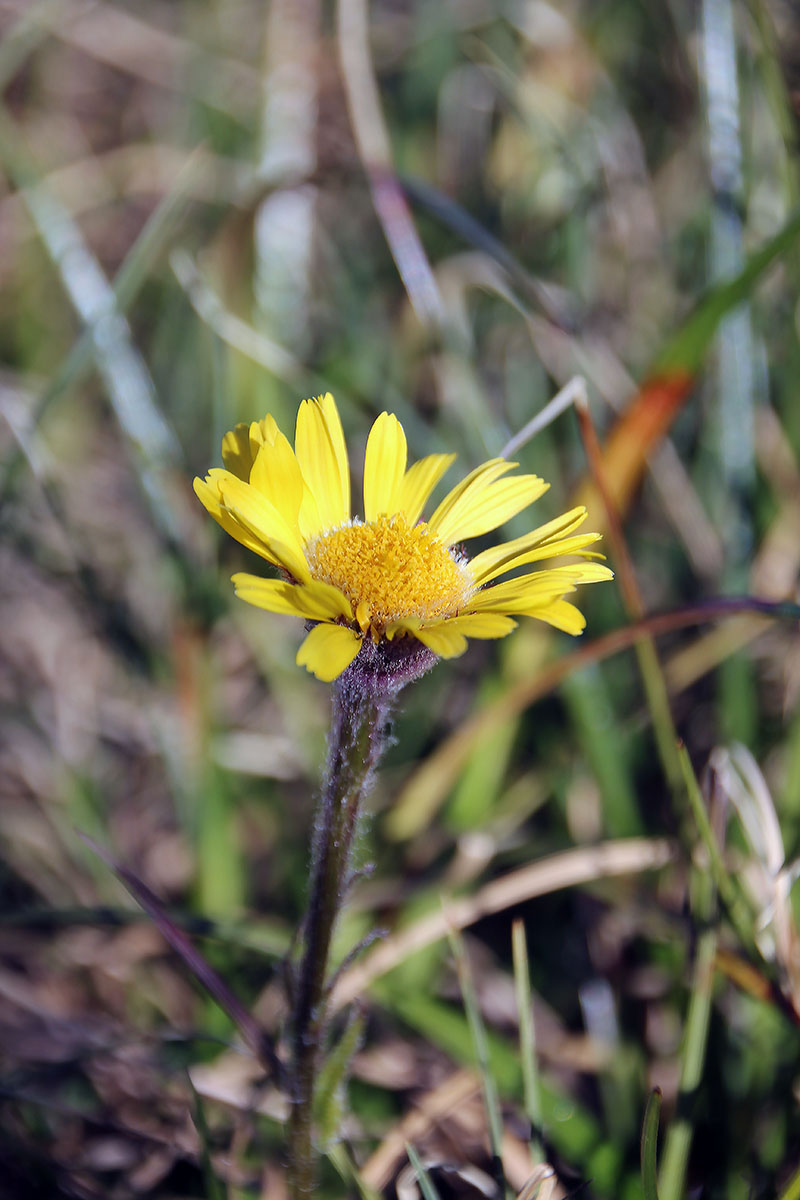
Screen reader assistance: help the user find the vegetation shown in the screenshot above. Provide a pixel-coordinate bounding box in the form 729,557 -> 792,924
2,1 -> 800,1197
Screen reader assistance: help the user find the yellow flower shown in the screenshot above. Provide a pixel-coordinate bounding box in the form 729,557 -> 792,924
194,394 -> 612,682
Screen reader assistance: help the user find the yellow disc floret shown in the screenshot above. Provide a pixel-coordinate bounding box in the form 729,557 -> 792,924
305,514 -> 474,638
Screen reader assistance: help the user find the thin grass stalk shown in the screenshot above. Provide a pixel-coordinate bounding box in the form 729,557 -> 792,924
336,0 -> 444,330
658,798 -> 719,1200
657,922 -> 717,1200
512,919 -> 544,1166
78,833 -> 282,1079
0,149 -> 205,511
326,1142 -> 383,1200
448,929 -> 507,1198
188,1079 -> 226,1200
678,745 -> 755,951
405,1143 -> 444,1200
778,1161 -> 800,1200
640,1088 -> 663,1200
574,387 -> 683,798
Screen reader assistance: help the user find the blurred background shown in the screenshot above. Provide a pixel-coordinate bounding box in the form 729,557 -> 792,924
2,0 -> 800,1197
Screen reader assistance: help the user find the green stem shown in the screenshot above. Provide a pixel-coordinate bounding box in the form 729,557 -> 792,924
658,796 -> 718,1200
657,922 -> 717,1200
287,670 -> 393,1197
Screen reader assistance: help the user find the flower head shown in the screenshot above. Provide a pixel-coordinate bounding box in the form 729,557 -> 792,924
194,394 -> 612,682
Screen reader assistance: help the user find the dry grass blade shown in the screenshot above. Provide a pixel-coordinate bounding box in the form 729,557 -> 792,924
500,377 -> 587,459
0,144 -> 245,239
515,1165 -> 560,1200
0,102 -> 177,462
1,144 -> 209,508
331,838 -> 674,1011
171,249 -> 307,385
0,0 -> 57,91
336,0 -> 443,328
22,0 -> 260,116
360,1070 -> 481,1191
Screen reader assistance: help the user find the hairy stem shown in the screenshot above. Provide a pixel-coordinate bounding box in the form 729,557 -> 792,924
287,670 -> 392,1197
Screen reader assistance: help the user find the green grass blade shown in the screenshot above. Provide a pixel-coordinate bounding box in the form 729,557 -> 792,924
653,207 -> 800,375
326,1142 -> 383,1200
777,1161 -> 800,1200
640,1088 -> 662,1200
448,929 -> 507,1196
657,924 -> 717,1200
511,919 -> 543,1165
447,677 -> 518,832
387,599 -> 800,836
561,666 -> 641,837
187,1076 -> 226,1200
677,743 -> 756,951
405,1143 -> 444,1200
313,1009 -> 365,1148
195,770 -> 245,919
658,758 -> 720,1200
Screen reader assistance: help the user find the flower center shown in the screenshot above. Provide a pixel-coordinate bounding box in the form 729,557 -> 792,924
305,514 -> 473,636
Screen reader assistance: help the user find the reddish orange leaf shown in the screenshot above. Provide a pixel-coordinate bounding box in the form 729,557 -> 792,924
578,369 -> 694,524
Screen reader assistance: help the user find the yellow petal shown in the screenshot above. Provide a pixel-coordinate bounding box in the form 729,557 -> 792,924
253,414 -> 281,448
410,623 -> 469,658
232,575 -> 353,621
217,474 -> 311,582
467,563 -> 613,615
386,612 -> 515,655
428,458 -> 549,545
428,458 -> 512,537
557,563 -> 614,585
434,474 -> 549,545
470,532 -> 603,585
528,600 -> 587,635
295,394 -> 350,532
431,612 -> 517,639
397,453 -> 456,525
363,412 -> 407,521
246,416 -> 281,471
219,415 -> 282,481
318,394 -> 349,488
465,575 -> 576,614
221,423 -> 257,480
194,474 -> 282,564
296,623 -> 362,681
468,506 -> 591,582
249,431 -> 305,530
356,599 -> 371,632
